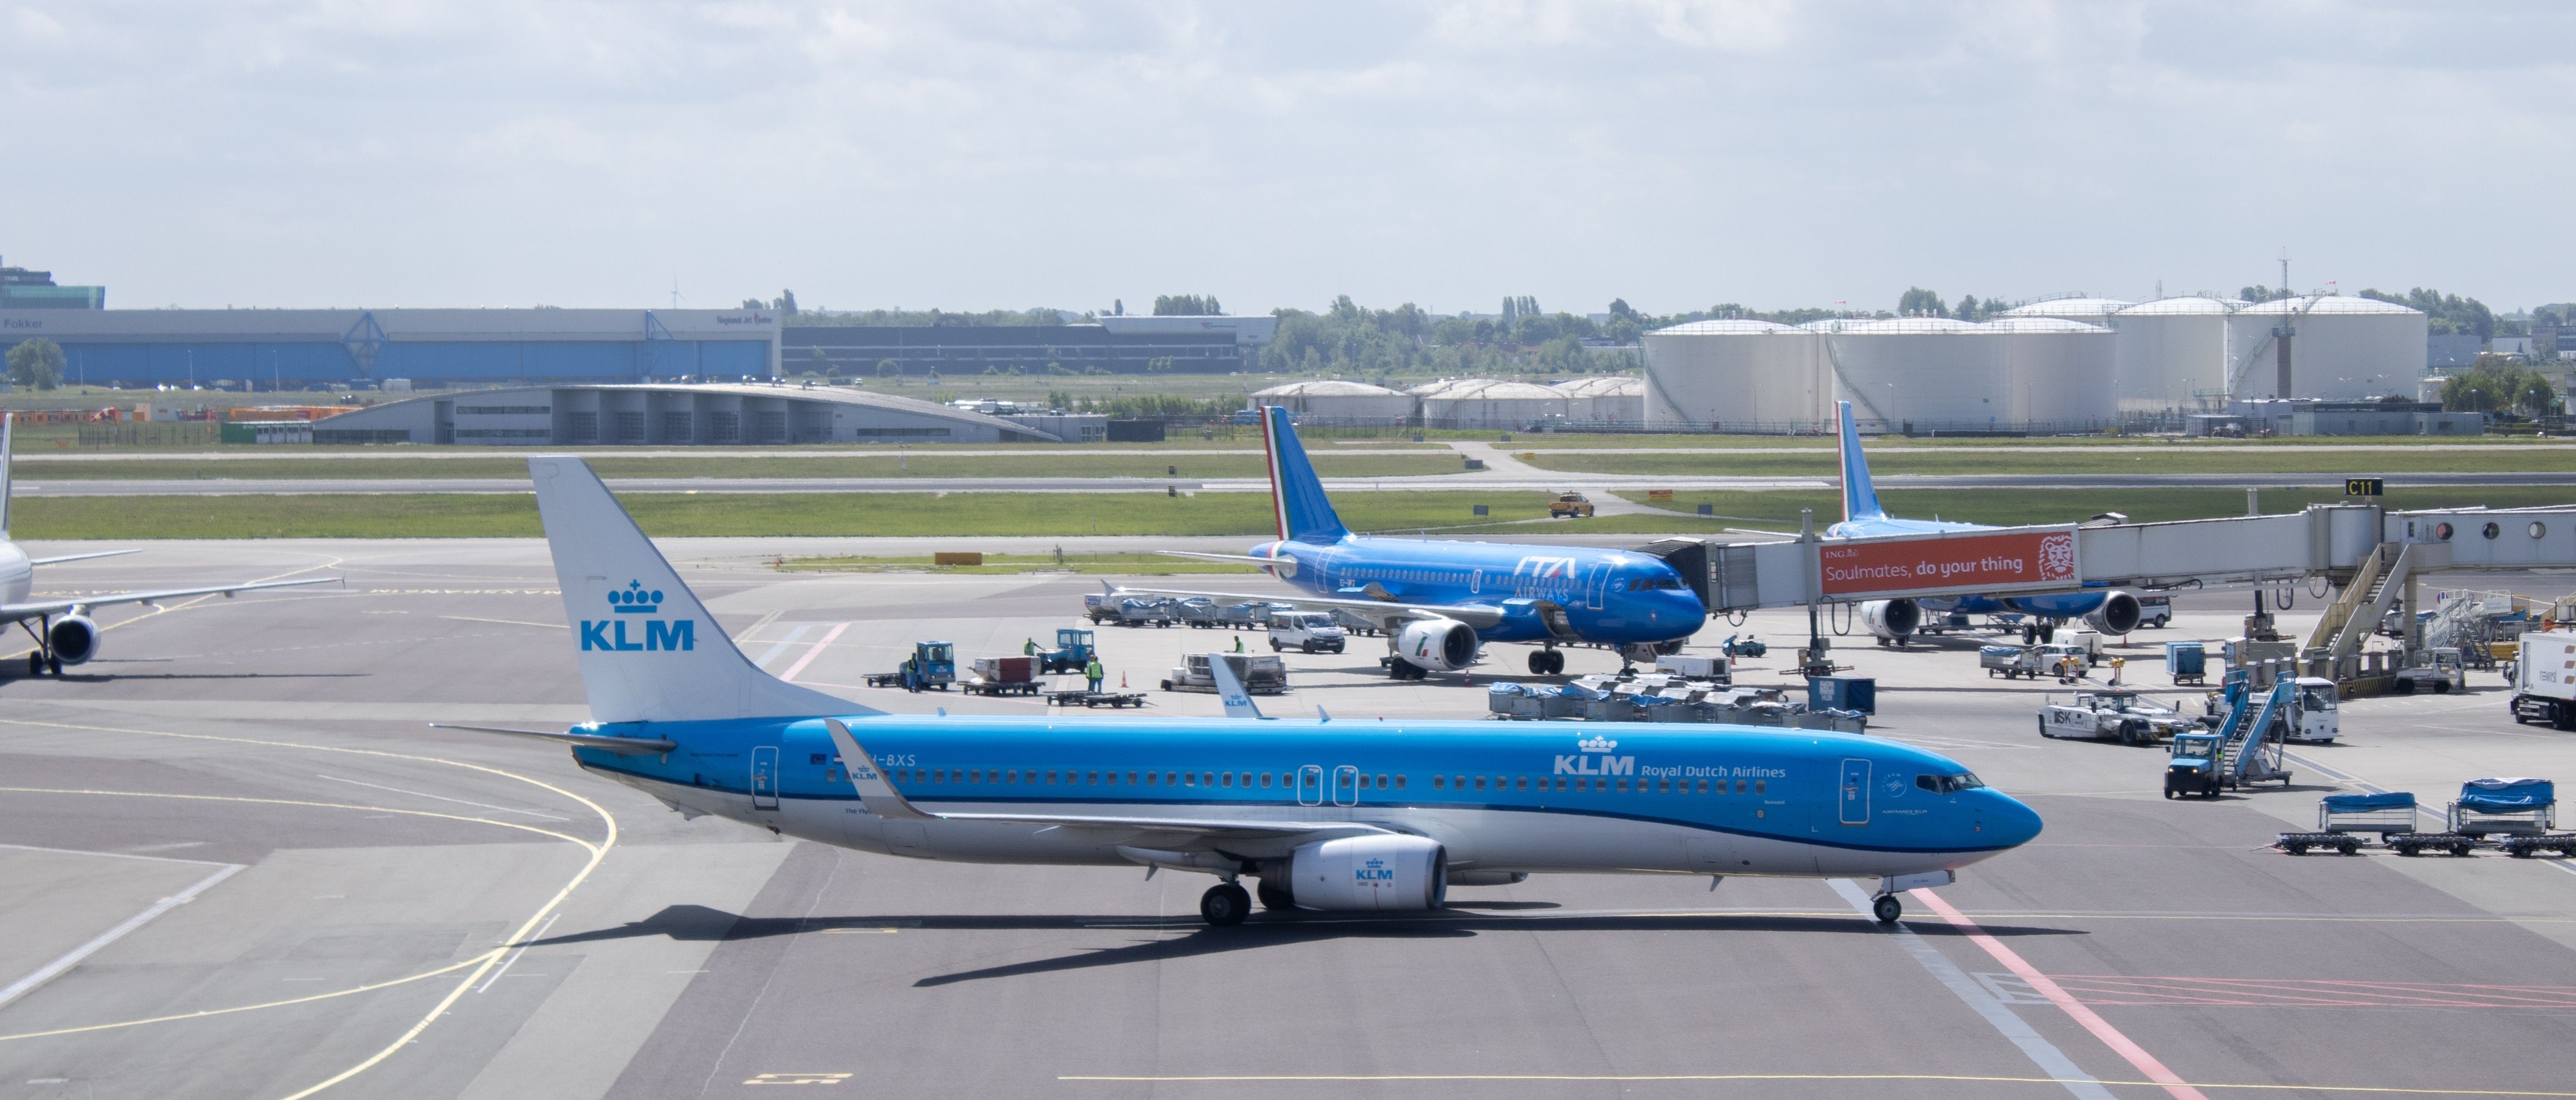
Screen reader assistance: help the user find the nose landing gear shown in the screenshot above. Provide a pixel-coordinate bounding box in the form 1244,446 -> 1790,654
1872,894 -> 1902,924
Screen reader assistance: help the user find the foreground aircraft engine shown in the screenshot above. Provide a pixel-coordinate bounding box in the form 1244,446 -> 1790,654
46,614 -> 100,666
1391,618 -> 1477,672
1284,835 -> 1448,912
1860,598 -> 1921,642
2082,592 -> 2143,636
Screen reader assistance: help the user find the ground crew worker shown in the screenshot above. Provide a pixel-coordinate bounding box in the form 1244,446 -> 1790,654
1024,637 -> 1038,655
1233,635 -> 1245,653
1085,656 -> 1105,693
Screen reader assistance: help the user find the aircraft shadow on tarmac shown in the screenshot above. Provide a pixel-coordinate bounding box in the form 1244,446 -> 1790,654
1,671 -> 370,684
534,902 -> 2086,986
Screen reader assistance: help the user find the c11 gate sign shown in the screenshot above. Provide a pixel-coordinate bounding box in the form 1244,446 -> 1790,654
1818,527 -> 2080,600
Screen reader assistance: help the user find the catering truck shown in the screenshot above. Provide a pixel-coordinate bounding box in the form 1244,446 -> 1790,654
2510,631 -> 2576,730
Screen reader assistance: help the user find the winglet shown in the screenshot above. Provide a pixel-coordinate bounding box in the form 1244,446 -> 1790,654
1207,654 -> 1267,720
824,719 -> 935,821
1836,401 -> 1885,524
1260,406 -> 1350,544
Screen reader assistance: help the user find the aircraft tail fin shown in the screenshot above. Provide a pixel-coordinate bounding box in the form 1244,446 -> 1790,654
529,456 -> 874,725
1208,654 -> 1268,720
1836,401 -> 1885,524
1259,406 -> 1349,544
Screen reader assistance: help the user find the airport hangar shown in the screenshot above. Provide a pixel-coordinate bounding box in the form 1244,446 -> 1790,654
0,306 -> 782,389
307,383 -> 1076,445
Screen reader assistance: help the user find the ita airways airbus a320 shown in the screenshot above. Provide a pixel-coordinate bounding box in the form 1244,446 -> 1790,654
1113,405 -> 1706,679
0,420 -> 336,677
429,453 -> 2042,927
1831,401 -> 2145,646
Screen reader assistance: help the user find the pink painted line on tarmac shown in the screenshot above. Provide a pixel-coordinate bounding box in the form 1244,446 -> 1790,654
778,622 -> 849,682
1911,889 -> 2210,1100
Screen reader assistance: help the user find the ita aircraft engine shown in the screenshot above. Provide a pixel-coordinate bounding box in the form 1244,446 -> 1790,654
47,614 -> 100,666
1861,598 -> 1921,642
2083,592 -> 2143,636
1392,618 -> 1477,672
1283,835 -> 1448,912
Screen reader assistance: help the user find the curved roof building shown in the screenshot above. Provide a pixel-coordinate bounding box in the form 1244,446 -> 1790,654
1250,379 -> 1416,420
310,382 -> 1063,445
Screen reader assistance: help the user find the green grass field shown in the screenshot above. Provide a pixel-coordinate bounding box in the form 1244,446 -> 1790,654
779,552 -> 1262,575
9,490 -> 1570,540
13,451 -> 1463,481
1524,444 -> 2576,477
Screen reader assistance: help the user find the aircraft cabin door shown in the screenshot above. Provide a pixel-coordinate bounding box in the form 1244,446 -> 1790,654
1333,765 -> 1359,807
1585,563 -> 1611,610
1838,758 -> 1870,826
750,746 -> 780,811
1297,765 -> 1324,807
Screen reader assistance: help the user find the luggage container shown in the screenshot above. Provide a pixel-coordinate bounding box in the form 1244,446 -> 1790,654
2449,778 -> 2556,836
1808,676 -> 1876,715
2165,641 -> 2206,686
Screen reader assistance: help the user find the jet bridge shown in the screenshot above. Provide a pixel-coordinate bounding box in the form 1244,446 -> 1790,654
1645,503 -> 2576,641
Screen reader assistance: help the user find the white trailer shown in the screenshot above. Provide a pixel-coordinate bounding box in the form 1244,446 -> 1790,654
2511,631 -> 2576,729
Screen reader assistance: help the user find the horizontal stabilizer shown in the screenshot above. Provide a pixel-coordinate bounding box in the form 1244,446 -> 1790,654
428,723 -> 677,755
1153,550 -> 1297,576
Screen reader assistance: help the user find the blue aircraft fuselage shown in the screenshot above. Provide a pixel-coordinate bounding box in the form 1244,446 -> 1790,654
1249,536 -> 1706,645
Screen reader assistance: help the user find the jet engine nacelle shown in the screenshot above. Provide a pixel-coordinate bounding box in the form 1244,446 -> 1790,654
47,614 -> 100,666
1287,834 -> 1448,912
2083,591 -> 2143,636
1860,598 -> 1921,641
1392,618 -> 1477,672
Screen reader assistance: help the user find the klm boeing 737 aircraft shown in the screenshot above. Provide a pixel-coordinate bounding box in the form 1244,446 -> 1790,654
1831,401 -> 2142,646
448,454 -> 2042,927
0,420 -> 336,676
1118,406 -> 1705,678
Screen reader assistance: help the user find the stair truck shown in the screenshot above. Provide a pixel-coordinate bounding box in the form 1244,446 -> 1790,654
2164,679 -> 2294,798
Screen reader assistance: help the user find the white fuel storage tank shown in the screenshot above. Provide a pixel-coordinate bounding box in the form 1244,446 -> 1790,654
2220,295 -> 2428,401
1985,317 -> 2116,429
1806,318 -> 2003,431
1641,320 -> 1824,431
2111,296 -> 2241,411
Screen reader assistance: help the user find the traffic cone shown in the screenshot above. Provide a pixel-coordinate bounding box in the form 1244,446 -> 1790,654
1120,671 -> 1128,688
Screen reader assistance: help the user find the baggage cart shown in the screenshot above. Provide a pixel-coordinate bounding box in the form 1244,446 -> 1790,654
2387,832 -> 2482,857
2277,792 -> 2418,854
2499,834 -> 2576,858
2449,778 -> 2556,836
962,655 -> 1041,697
1046,689 -> 1149,709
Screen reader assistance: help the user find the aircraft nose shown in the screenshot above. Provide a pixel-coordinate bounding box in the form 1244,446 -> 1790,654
1664,590 -> 1708,631
1980,789 -> 2044,848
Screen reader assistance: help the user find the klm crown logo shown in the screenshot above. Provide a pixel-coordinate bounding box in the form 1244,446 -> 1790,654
580,579 -> 694,653
1356,856 -> 1394,882
1577,736 -> 1618,754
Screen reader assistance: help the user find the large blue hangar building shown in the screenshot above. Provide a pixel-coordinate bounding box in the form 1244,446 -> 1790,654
0,307 -> 780,388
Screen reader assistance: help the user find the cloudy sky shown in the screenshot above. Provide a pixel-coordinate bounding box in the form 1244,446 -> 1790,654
4,1 -> 2568,316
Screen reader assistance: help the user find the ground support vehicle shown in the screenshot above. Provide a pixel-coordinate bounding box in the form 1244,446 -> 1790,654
2163,680 -> 2294,797
1487,674 -> 1865,733
1175,598 -> 1225,627
2500,834 -> 2576,858
2166,642 -> 2206,686
1267,612 -> 1348,654
2136,594 -> 2173,629
2389,648 -> 2467,695
1547,492 -> 1596,519
1045,688 -> 1149,709
1328,608 -> 1383,637
1720,634 -> 1767,659
1082,593 -> 1118,625
2277,792 -> 2418,854
2510,631 -> 2576,729
2285,677 -> 2341,743
1110,596 -> 1179,627
1162,653 -> 1288,695
2387,832 -> 2483,857
2164,733 -> 2226,799
2448,778 -> 2555,837
963,656 -> 1042,697
1982,646 -> 2046,680
2037,689 -> 2192,745
1036,628 -> 1096,675
864,641 -> 957,692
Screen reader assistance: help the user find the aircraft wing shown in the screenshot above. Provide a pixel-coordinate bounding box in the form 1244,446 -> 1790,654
1152,550 -> 1297,577
1,576 -> 340,621
26,548 -> 143,567
825,720 -> 1385,842
1108,584 -> 1507,631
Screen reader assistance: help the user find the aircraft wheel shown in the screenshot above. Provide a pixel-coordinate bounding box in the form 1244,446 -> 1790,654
1872,894 -> 1901,924
26,652 -> 40,677
47,655 -> 61,676
1256,877 -> 1295,911
1528,652 -> 1548,675
1200,882 -> 1251,926
1548,651 -> 1565,675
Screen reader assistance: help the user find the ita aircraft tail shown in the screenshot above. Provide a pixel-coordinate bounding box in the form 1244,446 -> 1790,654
1259,406 -> 1349,544
1836,401 -> 1885,525
529,456 -> 874,725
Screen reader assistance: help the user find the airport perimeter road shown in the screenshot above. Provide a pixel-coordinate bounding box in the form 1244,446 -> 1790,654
7,544 -> 2576,1098
19,470 -> 2576,497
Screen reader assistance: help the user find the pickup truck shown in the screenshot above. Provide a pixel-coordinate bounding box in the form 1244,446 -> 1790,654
2038,689 -> 2192,745
2390,647 -> 2467,695
1547,493 -> 1596,519
1268,612 -> 1348,654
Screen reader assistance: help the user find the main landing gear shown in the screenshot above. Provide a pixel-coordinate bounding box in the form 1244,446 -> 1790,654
1872,894 -> 1902,924
1199,882 -> 1251,926
1525,648 -> 1565,675
19,616 -> 63,677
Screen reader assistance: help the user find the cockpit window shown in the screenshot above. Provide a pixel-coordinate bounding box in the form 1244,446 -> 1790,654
1916,773 -> 1986,794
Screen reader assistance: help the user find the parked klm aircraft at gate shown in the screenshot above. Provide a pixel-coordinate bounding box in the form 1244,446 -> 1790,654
444,454 -> 2042,927
1116,406 -> 1705,678
0,420 -> 336,676
1831,401 -> 2143,645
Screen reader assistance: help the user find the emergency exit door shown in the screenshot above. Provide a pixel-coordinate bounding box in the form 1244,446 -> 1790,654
1838,758 -> 1870,826
750,746 -> 780,810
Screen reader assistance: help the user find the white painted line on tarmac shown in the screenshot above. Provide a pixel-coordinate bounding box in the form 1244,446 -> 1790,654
779,622 -> 850,683
754,622 -> 816,670
315,774 -> 573,822
1826,879 -> 2116,1100
0,862 -> 244,1012
476,912 -> 562,994
0,843 -> 231,867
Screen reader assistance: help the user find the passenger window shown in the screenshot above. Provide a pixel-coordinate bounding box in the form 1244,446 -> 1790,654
1755,780 -> 1766,795
1378,774 -> 1390,789
1241,772 -> 1254,787
1222,773 -> 1234,787
1105,771 -> 1119,786
933,769 -> 946,783
969,770 -> 982,784
1087,771 -> 1100,784
1514,776 -> 1526,791
1474,776 -> 1487,790
1144,771 -> 1158,786
1357,775 -> 1371,790
1658,779 -> 1671,793
1697,779 -> 1709,794
1203,772 -> 1216,787
1616,778 -> 1628,792
826,767 -> 841,782
1734,779 -> 1746,794
1184,773 -> 1196,786
1047,770 -> 1058,784
1394,776 -> 1406,789
1455,776 -> 1466,789
1434,776 -> 1446,789
1261,772 -> 1273,788
1127,771 -> 1138,785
